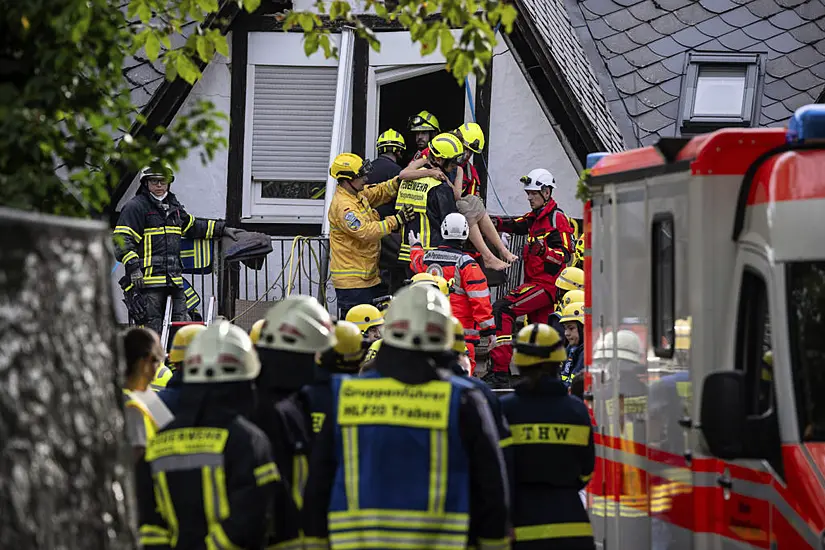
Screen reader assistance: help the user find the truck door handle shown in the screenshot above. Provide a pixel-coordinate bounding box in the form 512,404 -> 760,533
717,473 -> 733,490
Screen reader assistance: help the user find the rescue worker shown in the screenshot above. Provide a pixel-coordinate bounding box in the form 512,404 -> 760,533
360,338 -> 382,371
548,276 -> 586,343
114,164 -> 235,334
253,295 -> 336,511
396,132 -> 463,268
559,302 -> 585,386
122,327 -> 174,462
344,303 -> 384,343
301,284 -> 511,550
500,323 -> 595,549
489,168 -> 576,388
409,212 -> 496,374
556,266 -> 584,293
136,321 -> 301,549
408,109 -> 441,161
154,323 -> 206,413
368,129 -> 409,293
409,271 -> 451,295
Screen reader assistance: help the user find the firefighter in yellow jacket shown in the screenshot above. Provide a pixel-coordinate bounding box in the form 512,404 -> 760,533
328,153 -> 415,317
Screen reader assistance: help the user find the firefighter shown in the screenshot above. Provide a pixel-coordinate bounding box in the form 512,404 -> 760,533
250,318 -> 265,345
409,212 -> 496,374
122,327 -> 174,462
361,338 -> 382,371
559,302 -> 585,387
396,132 -> 463,269
253,295 -> 336,512
328,152 -> 415,317
301,284 -> 511,550
136,321 -> 301,549
408,109 -> 441,160
114,164 -> 234,335
153,324 -> 206,412
489,169 -> 576,388
556,266 -> 584,293
344,303 -> 384,343
409,271 -> 451,295
500,323 -> 595,550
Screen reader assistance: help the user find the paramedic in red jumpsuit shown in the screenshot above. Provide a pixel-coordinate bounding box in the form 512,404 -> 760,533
409,212 -> 496,374
488,168 -> 575,387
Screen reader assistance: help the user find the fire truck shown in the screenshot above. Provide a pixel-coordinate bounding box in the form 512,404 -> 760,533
582,104 -> 825,549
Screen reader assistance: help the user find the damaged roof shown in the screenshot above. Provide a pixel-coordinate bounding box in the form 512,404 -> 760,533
516,0 -> 825,148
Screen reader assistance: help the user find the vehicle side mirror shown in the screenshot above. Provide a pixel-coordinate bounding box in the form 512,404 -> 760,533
700,371 -> 747,459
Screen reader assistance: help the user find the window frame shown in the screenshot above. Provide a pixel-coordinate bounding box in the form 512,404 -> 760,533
242,33 -> 346,225
679,52 -> 761,135
651,212 -> 675,359
734,267 -> 774,417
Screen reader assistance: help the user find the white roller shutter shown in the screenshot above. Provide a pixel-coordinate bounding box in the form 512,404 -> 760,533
251,66 -> 337,182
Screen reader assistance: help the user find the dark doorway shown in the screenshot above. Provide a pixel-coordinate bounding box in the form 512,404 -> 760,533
378,69 -> 465,165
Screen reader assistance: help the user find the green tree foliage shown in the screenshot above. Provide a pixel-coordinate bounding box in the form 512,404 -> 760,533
285,0 -> 516,83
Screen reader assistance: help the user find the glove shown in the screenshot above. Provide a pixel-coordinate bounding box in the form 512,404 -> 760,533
408,230 -> 422,247
129,268 -> 144,290
395,204 -> 415,225
485,334 -> 498,349
529,239 -> 545,257
224,227 -> 244,241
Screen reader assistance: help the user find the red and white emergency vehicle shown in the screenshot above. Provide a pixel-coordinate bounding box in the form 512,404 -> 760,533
582,104 -> 825,549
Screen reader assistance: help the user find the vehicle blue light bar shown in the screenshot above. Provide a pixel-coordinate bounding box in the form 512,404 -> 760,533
586,152 -> 610,169
786,104 -> 825,144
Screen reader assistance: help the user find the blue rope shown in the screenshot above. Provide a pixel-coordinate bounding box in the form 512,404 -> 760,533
463,22 -> 510,216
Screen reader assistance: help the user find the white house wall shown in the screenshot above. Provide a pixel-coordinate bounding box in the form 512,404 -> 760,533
487,41 -> 582,219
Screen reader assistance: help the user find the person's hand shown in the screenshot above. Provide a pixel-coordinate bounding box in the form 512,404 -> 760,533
395,204 -> 415,225
486,334 -> 498,349
224,227 -> 244,241
129,268 -> 145,290
425,169 -> 447,181
529,239 -> 545,256
408,230 -> 422,246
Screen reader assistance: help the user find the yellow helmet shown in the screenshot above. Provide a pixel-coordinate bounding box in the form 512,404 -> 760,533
376,129 -> 406,153
575,237 -> 585,264
169,324 -> 207,363
345,304 -> 384,334
428,133 -> 464,161
330,153 -> 371,181
513,323 -> 567,367
363,339 -> 382,364
561,289 -> 585,309
408,110 -> 440,132
451,316 -> 468,354
556,266 -> 584,291
331,320 -> 366,367
456,122 -> 485,154
249,319 -> 265,345
559,302 -> 584,324
410,272 -> 450,296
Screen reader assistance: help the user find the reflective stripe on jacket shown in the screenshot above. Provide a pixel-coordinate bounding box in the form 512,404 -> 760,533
114,187 -> 224,288
397,173 -> 458,262
328,179 -> 400,289
409,244 -> 496,341
493,199 -> 575,290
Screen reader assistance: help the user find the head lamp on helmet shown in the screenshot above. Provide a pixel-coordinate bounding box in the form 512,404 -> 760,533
408,110 -> 440,133
513,323 -> 567,368
520,168 -> 555,191
428,133 -> 464,162
330,153 -> 372,181
456,122 -> 485,154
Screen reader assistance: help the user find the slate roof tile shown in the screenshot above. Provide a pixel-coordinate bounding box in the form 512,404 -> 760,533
767,56 -> 805,78
762,101 -> 792,121
741,20 -> 785,40
789,22 -> 824,44
746,0 -> 785,18
718,28 -> 761,50
789,45 -> 824,68
602,32 -> 641,55
637,85 -> 677,108
615,72 -> 655,94
587,18 -> 617,40
650,13 -> 686,35
656,0 -> 693,9
694,38 -> 727,51
638,61 -> 679,84
783,92 -> 817,111
698,0 -> 738,15
606,54 -> 638,76
671,27 -> 714,48
674,3 -> 716,25
604,10 -> 642,32
659,75 -> 684,96
581,0 -> 624,17
810,82 -> 825,99
797,0 -> 825,20
648,36 -> 684,57
766,32 -> 806,54
624,45 -> 664,67
785,69 -> 819,91
624,95 -> 656,116
696,17 -> 736,37
815,39 -> 825,56
626,23 -> 664,45
765,79 -> 800,101
629,0 -> 668,22
769,9 -> 806,30
810,61 -> 825,79
661,53 -> 687,74
719,6 -> 760,27
658,98 -> 681,119
636,107 -> 673,132
776,0 -> 808,7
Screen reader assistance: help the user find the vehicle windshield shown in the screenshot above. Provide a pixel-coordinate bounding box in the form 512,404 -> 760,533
786,261 -> 825,442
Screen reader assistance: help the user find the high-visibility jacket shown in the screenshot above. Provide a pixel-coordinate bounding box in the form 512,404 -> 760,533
397,172 -> 458,262
137,405 -> 301,549
561,345 -> 584,387
123,389 -> 174,442
500,377 -> 595,549
493,199 -> 575,290
303,369 -> 511,550
409,243 -> 496,343
328,178 -> 400,289
114,187 -> 224,289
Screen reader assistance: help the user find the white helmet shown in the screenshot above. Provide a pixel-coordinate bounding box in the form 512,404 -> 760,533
184,321 -> 260,384
521,168 -> 555,191
592,329 -> 644,363
257,295 -> 336,353
441,212 -> 469,240
383,284 -> 454,352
